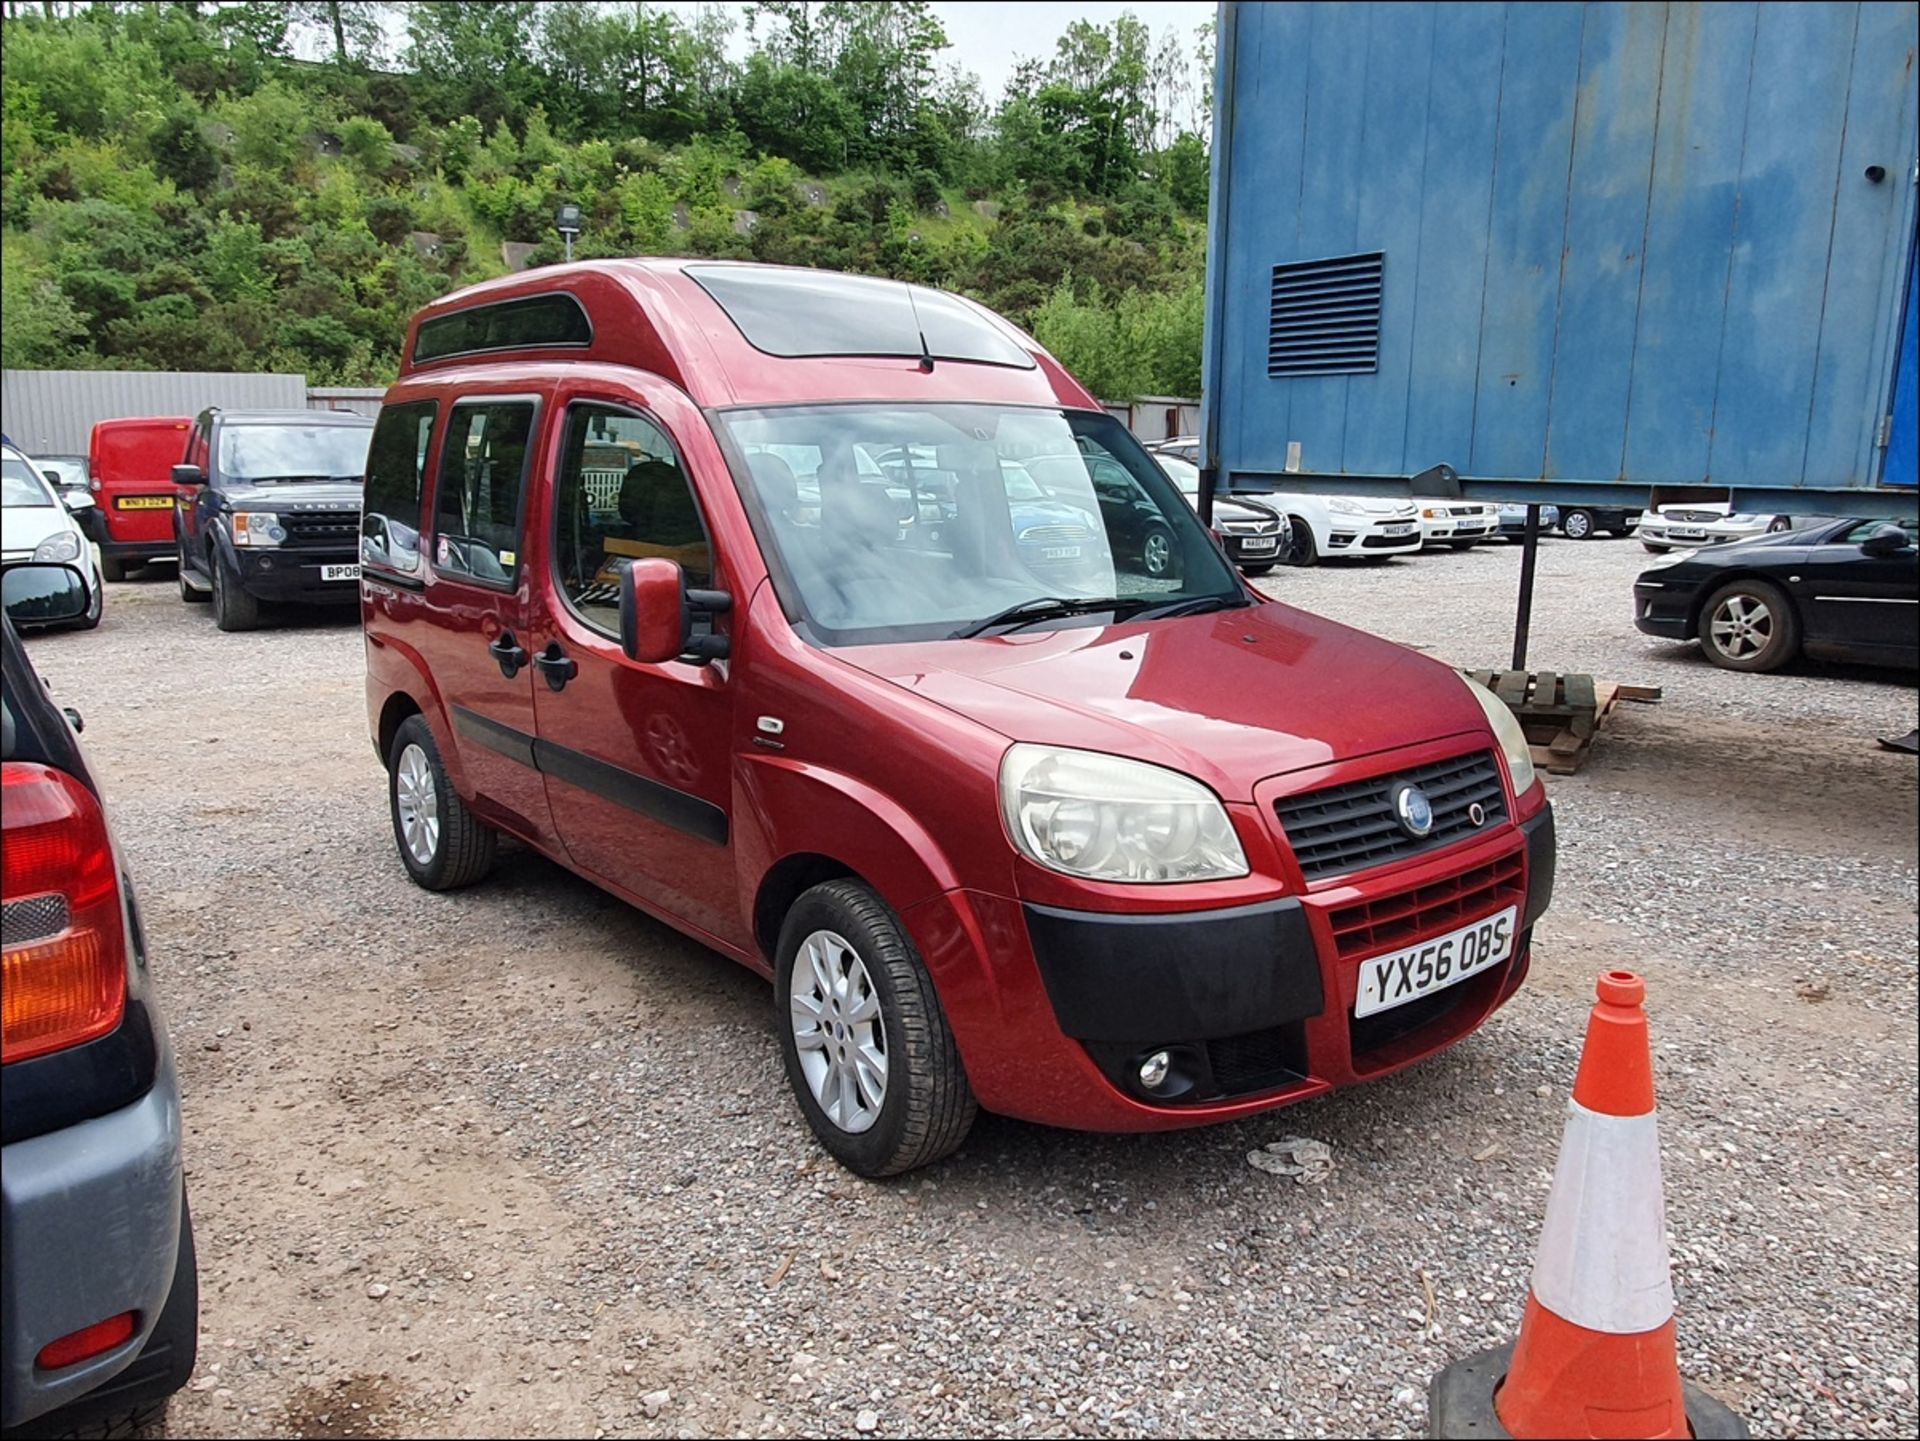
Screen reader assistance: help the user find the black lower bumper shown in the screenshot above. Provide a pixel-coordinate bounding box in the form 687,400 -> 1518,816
1223,535 -> 1284,567
1632,581 -> 1698,639
233,550 -> 360,604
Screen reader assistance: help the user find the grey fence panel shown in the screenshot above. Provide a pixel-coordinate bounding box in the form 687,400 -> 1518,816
306,387 -> 388,418
1,369 -> 310,454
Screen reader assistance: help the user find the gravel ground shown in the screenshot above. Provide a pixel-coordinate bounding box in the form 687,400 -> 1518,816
20,535 -> 1917,1440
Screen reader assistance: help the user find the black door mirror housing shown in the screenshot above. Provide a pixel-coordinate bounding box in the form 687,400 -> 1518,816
171,463 -> 206,486
1861,524 -> 1913,558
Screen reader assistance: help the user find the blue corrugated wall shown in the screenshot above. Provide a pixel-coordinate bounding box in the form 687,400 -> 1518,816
1205,1 -> 1920,500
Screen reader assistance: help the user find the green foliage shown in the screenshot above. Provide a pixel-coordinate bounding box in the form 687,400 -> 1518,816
0,4 -> 1213,394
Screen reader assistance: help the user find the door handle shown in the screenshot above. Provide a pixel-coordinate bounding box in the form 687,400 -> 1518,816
488,630 -> 528,679
533,642 -> 578,692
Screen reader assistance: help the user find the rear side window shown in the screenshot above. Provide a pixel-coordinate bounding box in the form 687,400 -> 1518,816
413,295 -> 592,364
361,401 -> 437,578
432,401 -> 535,587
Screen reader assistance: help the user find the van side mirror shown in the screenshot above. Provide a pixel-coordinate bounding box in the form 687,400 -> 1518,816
61,490 -> 95,513
620,559 -> 732,665
2,563 -> 91,625
171,463 -> 206,487
1861,523 -> 1913,558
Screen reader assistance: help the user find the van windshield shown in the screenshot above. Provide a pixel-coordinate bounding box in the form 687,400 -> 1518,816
218,424 -> 372,483
717,404 -> 1243,645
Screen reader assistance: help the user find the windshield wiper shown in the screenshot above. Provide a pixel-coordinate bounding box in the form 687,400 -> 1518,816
1129,594 -> 1247,622
949,595 -> 1149,640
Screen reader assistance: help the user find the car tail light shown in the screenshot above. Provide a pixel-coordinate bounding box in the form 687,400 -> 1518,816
2,762 -> 127,1064
36,1312 -> 138,1370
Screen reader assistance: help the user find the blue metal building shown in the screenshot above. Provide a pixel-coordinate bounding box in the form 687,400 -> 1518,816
1202,1 -> 1920,516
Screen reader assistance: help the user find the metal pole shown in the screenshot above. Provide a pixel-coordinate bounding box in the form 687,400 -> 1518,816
1512,503 -> 1540,671
1198,466 -> 1216,528
564,234 -> 574,262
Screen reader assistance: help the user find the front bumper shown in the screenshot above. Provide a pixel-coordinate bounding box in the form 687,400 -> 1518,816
911,803 -> 1555,1130
1632,577 -> 1701,639
1421,519 -> 1497,543
1325,519 -> 1422,556
1638,524 -> 1767,550
233,547 -> 361,604
0,1056 -> 184,1428
1220,530 -> 1285,565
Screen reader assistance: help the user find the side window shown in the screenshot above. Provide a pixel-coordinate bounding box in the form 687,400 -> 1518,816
554,405 -> 711,636
432,401 -> 535,586
361,400 -> 437,577
186,422 -> 209,471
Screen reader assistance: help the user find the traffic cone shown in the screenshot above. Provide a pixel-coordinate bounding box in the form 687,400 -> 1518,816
1427,970 -> 1747,1439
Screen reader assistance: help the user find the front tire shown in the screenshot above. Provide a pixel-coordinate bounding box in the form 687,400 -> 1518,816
1561,508 -> 1596,540
387,716 -> 496,889
1283,517 -> 1319,567
1139,523 -> 1177,580
98,554 -> 127,583
1699,578 -> 1800,672
210,551 -> 261,631
775,880 -> 976,1178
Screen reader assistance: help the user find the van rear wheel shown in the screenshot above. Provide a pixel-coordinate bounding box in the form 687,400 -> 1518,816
387,716 -> 496,890
775,880 -> 976,1177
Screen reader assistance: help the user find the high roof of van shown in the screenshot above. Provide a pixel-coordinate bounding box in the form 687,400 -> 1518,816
397,259 -> 1100,413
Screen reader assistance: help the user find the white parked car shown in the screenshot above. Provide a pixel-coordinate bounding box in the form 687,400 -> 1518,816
1154,456 -> 1291,573
2,445 -> 104,629
1255,490 -> 1422,565
1415,499 -> 1499,549
1636,501 -> 1795,552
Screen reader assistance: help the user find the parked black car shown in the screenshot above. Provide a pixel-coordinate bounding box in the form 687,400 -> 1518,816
1,563 -> 198,1435
1557,504 -> 1642,540
173,408 -> 374,631
1633,517 -> 1918,671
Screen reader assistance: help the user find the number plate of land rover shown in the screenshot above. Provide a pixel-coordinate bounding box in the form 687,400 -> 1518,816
1352,905 -> 1517,1017
321,563 -> 361,582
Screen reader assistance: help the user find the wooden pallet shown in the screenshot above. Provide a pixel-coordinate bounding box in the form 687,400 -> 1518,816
1462,670 -> 1661,774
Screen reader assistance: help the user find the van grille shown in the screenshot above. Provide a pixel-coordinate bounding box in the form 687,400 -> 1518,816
1274,751 -> 1507,880
1328,850 -> 1525,960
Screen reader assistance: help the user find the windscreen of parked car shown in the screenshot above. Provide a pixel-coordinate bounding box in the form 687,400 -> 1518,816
218,424 -> 373,484
3,456 -> 57,508
717,404 -> 1242,645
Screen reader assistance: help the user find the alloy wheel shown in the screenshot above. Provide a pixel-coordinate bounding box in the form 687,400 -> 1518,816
788,928 -> 888,1134
394,742 -> 440,865
1709,593 -> 1773,661
1143,529 -> 1172,576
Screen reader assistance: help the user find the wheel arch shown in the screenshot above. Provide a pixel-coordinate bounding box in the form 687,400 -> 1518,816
376,691 -> 423,765
753,852 -> 861,965
1686,569 -> 1802,636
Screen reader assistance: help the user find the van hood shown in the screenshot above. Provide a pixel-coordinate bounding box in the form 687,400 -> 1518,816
837,601 -> 1487,800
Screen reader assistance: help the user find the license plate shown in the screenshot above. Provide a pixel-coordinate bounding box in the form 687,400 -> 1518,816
1670,528 -> 1705,540
1353,905 -> 1518,1018
1382,523 -> 1417,536
1042,546 -> 1082,560
321,563 -> 361,582
116,495 -> 174,510
1241,537 -> 1278,551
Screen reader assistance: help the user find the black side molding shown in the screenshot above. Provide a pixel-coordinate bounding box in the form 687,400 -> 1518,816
447,705 -> 727,847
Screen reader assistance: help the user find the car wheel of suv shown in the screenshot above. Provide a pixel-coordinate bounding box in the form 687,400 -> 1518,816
210,552 -> 261,632
1561,508 -> 1596,540
1699,578 -> 1800,672
775,879 -> 976,1178
1283,518 -> 1319,567
387,716 -> 496,890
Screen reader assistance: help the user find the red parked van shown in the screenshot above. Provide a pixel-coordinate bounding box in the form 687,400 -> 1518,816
87,418 -> 192,580
363,261 -> 1555,1177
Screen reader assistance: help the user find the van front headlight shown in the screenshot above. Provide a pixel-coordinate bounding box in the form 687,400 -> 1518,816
1463,679 -> 1537,795
999,744 -> 1249,883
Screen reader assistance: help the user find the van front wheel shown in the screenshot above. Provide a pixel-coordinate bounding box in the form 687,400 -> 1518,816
387,715 -> 496,890
775,880 -> 976,1178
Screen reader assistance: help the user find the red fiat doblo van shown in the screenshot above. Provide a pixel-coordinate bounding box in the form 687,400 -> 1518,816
87,418 -> 193,580
363,261 -> 1555,1177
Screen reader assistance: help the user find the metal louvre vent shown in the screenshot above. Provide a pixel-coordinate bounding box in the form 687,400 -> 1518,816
1268,252 -> 1384,377
1274,750 -> 1507,880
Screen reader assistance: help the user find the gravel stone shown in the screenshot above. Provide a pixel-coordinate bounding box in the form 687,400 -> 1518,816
28,545 -> 1915,1440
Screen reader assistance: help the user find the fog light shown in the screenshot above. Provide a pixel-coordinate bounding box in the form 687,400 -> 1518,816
1138,1050 -> 1171,1090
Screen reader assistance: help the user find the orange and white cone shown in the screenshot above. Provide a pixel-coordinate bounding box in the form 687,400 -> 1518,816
1427,970 -> 1746,1440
